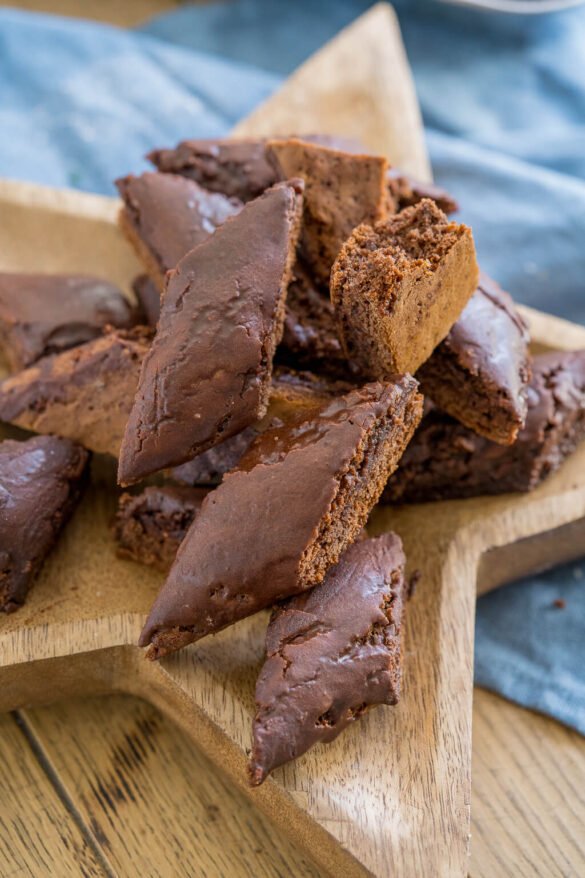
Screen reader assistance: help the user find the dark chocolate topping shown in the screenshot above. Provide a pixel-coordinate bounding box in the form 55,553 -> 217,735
0,273 -> 139,372
114,485 -> 209,572
148,138 -> 277,203
0,328 -> 150,458
117,172 -> 242,279
0,435 -> 89,612
385,350 -> 585,503
417,272 -> 532,444
117,180 -> 304,485
139,378 -> 422,656
249,532 -> 406,784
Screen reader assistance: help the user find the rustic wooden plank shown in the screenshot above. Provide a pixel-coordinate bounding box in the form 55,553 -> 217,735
20,695 -> 324,878
15,686 -> 585,878
0,711 -> 107,878
14,686 -> 585,878
470,688 -> 585,878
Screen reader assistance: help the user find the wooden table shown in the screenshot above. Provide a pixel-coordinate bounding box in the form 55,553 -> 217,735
2,688 -> 585,876
1,3 -> 584,876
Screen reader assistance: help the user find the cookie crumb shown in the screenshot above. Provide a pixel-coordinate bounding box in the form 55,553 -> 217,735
553,598 -> 566,610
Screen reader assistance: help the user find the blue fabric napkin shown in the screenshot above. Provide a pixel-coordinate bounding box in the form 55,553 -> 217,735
1,1 -> 584,733
0,8 -> 278,193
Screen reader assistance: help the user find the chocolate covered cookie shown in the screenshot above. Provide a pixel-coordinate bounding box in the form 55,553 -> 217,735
0,328 -> 150,458
417,272 -> 531,444
117,172 -> 242,291
114,485 -> 210,572
384,350 -> 585,503
331,199 -> 478,376
0,435 -> 89,612
118,180 -> 304,485
267,137 -> 389,287
0,273 -> 139,372
250,532 -> 407,784
140,379 -> 422,658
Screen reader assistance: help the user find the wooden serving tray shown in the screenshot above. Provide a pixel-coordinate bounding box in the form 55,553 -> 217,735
1,6 -> 585,876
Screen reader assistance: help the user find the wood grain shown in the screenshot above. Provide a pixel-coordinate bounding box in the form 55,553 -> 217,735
0,711 -> 107,877
470,688 -> 585,878
6,688 -> 585,878
232,3 -> 431,181
19,695 -> 324,878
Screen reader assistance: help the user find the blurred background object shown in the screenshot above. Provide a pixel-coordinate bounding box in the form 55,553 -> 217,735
440,0 -> 585,12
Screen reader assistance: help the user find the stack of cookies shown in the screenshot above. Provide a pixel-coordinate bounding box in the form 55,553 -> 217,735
1,136 -> 585,784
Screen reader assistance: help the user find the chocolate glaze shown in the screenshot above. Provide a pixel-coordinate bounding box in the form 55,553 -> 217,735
0,328 -> 151,458
114,485 -> 210,572
171,427 -> 258,486
117,180 -> 304,485
117,172 -> 242,289
139,378 -> 422,658
0,435 -> 89,612
171,368 -> 356,486
148,138 -> 276,203
417,272 -> 532,444
249,532 -> 407,784
0,273 -> 139,372
384,350 -> 585,503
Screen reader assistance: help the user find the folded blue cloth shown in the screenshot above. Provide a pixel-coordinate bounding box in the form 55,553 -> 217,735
1,2 -> 584,734
0,8 -> 277,193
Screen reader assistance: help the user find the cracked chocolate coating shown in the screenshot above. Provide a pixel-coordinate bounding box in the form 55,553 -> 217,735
117,172 -> 242,289
114,485 -> 210,572
0,435 -> 89,612
0,273 -> 139,372
384,350 -> 585,503
0,328 -> 151,458
249,532 -> 407,784
417,272 -> 532,444
117,180 -> 304,486
139,378 -> 422,658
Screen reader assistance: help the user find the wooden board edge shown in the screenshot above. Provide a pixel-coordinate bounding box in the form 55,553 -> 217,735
519,303 -> 585,350
0,176 -> 120,223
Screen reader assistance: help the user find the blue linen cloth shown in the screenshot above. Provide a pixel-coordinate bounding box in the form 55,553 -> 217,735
1,1 -> 584,733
